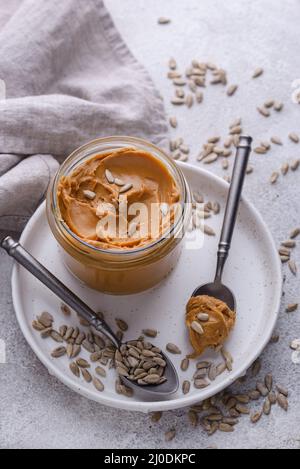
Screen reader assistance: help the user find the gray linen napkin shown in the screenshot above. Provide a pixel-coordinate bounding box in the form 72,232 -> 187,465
0,0 -> 168,232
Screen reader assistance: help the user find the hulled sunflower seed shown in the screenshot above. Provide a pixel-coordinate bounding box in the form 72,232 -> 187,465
70,362 -> 80,378
115,319 -> 128,332
61,304 -> 71,316
83,190 -> 96,200
105,169 -> 115,184
158,17 -> 171,25
281,163 -> 289,175
93,377 -> 104,392
291,159 -> 300,171
290,227 -> 300,239
277,393 -> 288,411
169,117 -> 178,128
257,107 -> 270,117
251,411 -> 263,423
171,97 -> 185,105
182,380 -> 191,395
81,368 -> 92,383
82,340 -> 95,353
249,390 -> 261,401
265,374 -> 273,392
166,343 -> 181,354
271,136 -> 283,145
76,358 -> 90,369
51,331 -> 64,343
194,378 -> 210,389
186,95 -> 194,108
165,430 -> 176,442
216,363 -> 227,376
191,321 -> 204,335
268,391 -> 277,405
203,153 -> 218,164
51,347 -> 66,358
270,172 -> 279,184
168,71 -> 181,79
142,329 -> 158,338
169,58 -> 177,70
143,374 -> 161,385
274,101 -> 283,111
32,320 -> 46,332
95,366 -> 106,378
208,364 -> 217,382
276,385 -> 289,397
257,381 -> 269,397
173,78 -> 187,87
252,68 -> 264,79
176,88 -> 185,98
197,313 -> 209,322
151,411 -> 162,423
38,312 -> 54,328
286,303 -> 298,313
288,259 -> 298,275
289,132 -> 299,143
196,91 -> 203,103
254,146 -> 268,154
227,85 -> 238,96
263,399 -> 271,415
219,423 -> 234,433
236,404 -> 250,415
40,327 -> 52,339
202,225 -> 216,236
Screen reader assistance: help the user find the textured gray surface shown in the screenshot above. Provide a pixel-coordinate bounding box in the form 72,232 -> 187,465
1,0 -> 300,450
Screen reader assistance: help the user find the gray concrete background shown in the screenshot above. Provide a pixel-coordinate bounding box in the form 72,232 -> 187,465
1,0 -> 300,449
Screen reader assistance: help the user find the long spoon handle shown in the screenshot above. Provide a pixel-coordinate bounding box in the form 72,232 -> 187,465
1,236 -> 119,347
215,136 -> 252,282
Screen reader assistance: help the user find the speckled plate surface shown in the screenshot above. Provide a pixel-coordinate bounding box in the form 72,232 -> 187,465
11,163 -> 282,413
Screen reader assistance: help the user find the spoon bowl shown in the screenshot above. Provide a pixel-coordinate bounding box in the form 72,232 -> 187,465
192,282 -> 236,311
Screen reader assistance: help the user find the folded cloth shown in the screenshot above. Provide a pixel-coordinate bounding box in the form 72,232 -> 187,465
0,0 -> 168,232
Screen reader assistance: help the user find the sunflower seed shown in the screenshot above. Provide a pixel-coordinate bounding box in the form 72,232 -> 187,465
269,138 -> 282,148
51,347 -> 66,358
196,91 -> 204,103
79,317 -> 90,327
277,394 -> 288,411
173,78 -> 187,87
82,340 -> 95,353
143,374 -> 161,385
289,132 -> 299,143
38,312 -> 54,328
235,404 -> 250,415
168,71 -> 181,79
290,227 -> 300,239
216,362 -> 227,376
249,390 -> 261,401
186,94 -> 194,108
51,331 -> 63,343
169,116 -> 178,129
279,247 -> 291,257
70,362 -> 80,378
227,85 -> 238,96
257,107 -> 270,117
105,169 -> 115,184
75,359 -> 90,369
197,313 -> 209,322
253,68 -> 264,78
151,411 -> 162,423
32,320 -> 46,332
291,159 -> 300,171
270,172 -> 279,184
158,17 -> 171,25
191,321 -> 204,335
286,303 -> 298,313
236,394 -> 250,404
93,377 -> 104,392
219,423 -> 234,433
40,327 -> 52,339
83,190 -> 96,201
276,385 -> 289,397
268,391 -> 277,405
288,260 -> 297,276
270,334 -> 280,344
165,429 -> 176,442
166,343 -> 181,354
202,225 -> 216,237
194,368 -> 208,379
230,126 -> 242,135
194,379 -> 210,389
281,163 -> 289,175
254,146 -> 267,155
119,183 -> 133,194
171,97 -> 185,105
176,88 -> 185,99
208,364 -> 217,382
263,399 -> 271,416
274,101 -> 283,111
265,374 -> 273,392
251,410 -> 263,423
169,58 -> 177,70
257,381 -> 269,397
80,368 -> 92,383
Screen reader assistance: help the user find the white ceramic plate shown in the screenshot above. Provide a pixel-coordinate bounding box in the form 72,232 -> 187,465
11,163 -> 282,413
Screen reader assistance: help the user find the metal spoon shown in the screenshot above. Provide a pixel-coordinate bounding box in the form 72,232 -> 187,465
192,135 -> 253,310
1,236 -> 179,398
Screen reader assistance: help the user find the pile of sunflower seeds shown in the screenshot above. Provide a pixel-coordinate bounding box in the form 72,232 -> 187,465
269,158 -> 300,185
115,341 -> 167,385
153,358 -> 290,438
188,190 -> 221,237
278,226 -> 300,270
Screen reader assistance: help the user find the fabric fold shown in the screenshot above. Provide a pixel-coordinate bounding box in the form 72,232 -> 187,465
0,0 -> 168,231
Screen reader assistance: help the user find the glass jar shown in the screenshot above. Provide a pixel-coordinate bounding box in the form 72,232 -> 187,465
46,136 -> 192,295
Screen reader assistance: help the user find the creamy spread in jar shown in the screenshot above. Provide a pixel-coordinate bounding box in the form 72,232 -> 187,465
186,295 -> 236,358
57,148 -> 180,250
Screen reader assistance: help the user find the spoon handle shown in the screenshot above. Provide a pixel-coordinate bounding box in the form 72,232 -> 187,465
1,236 -> 119,347
215,136 -> 252,282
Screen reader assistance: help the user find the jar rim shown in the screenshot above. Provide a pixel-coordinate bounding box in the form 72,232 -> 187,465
50,136 -> 191,258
